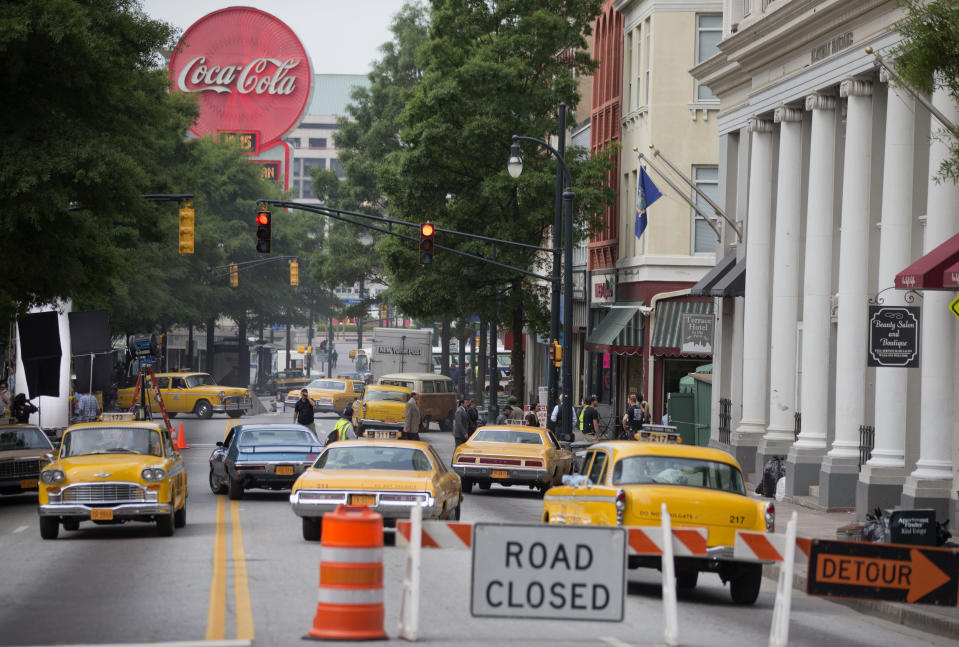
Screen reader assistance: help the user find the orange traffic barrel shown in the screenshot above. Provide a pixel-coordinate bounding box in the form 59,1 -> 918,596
305,505 -> 387,640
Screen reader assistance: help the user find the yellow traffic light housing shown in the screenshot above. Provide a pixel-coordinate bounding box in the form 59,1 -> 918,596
551,339 -> 562,367
419,222 -> 435,265
229,263 -> 238,288
178,203 -> 195,254
290,259 -> 299,286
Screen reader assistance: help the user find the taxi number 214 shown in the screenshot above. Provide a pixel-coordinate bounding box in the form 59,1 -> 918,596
729,514 -> 746,525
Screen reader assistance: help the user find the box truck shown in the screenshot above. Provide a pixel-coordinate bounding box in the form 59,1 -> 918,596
369,328 -> 433,381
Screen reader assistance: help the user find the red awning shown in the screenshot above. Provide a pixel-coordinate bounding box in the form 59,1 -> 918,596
943,259 -> 959,288
895,231 -> 959,290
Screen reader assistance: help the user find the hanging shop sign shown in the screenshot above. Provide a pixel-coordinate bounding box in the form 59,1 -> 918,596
591,273 -> 616,306
867,306 -> 920,368
168,7 -> 313,151
681,313 -> 714,354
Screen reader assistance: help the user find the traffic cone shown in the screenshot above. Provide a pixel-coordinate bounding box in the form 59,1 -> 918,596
175,422 -> 190,450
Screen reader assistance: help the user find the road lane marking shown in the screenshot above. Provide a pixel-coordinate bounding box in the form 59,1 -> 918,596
230,500 -> 255,640
13,525 -> 28,533
224,417 -> 232,440
601,638 -> 634,647
205,496 -> 227,640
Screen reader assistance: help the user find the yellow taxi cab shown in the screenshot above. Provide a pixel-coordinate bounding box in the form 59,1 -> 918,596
0,424 -> 56,495
284,377 -> 363,414
269,368 -> 311,395
352,384 -> 411,439
37,421 -> 188,539
451,425 -> 574,494
116,372 -> 251,419
290,439 -> 461,540
542,435 -> 774,605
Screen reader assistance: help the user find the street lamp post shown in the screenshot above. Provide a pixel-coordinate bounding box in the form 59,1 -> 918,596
509,112 -> 575,442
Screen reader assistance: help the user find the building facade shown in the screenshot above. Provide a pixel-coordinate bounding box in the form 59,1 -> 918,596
692,0 -> 958,525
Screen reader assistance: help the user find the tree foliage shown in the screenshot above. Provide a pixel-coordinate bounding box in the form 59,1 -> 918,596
893,0 -> 959,181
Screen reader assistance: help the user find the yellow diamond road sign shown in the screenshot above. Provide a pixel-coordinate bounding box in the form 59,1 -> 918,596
951,295 -> 959,321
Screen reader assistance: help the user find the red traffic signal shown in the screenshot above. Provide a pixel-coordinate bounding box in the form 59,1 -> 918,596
256,209 -> 272,253
256,212 -> 270,226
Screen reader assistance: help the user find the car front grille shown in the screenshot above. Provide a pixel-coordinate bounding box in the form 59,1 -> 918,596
223,395 -> 249,406
62,483 -> 146,503
0,459 -> 41,478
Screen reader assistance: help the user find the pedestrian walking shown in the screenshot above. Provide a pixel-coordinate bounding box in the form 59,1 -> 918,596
622,393 -> 644,439
404,391 -> 421,441
327,405 -> 357,444
453,399 -> 470,447
495,405 -> 512,425
330,348 -> 338,369
582,395 -> 601,440
524,412 -> 539,427
467,398 -> 479,434
549,389 -> 563,431
293,388 -> 316,434
77,391 -> 101,423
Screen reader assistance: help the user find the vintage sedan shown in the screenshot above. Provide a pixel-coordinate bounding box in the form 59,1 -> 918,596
542,439 -> 774,605
284,378 -> 363,414
116,372 -> 251,419
352,384 -> 411,439
0,425 -> 55,495
290,440 -> 461,541
451,425 -> 574,494
37,421 -> 187,539
209,423 -> 323,499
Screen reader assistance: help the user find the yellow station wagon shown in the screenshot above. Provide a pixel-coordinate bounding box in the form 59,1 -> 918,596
284,378 -> 364,415
116,372 -> 251,419
542,439 -> 774,605
352,384 -> 411,439
38,421 -> 188,539
290,439 -> 461,540
0,424 -> 55,495
451,425 -> 574,494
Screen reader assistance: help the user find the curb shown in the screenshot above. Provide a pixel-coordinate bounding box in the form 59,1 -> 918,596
763,563 -> 959,640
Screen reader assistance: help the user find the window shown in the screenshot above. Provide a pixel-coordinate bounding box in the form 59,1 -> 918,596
588,451 -> 608,485
625,31 -> 633,112
301,179 -> 314,200
696,15 -> 722,101
643,18 -> 651,105
308,138 -> 327,148
743,0 -> 752,15
331,158 -> 345,178
693,165 -> 719,253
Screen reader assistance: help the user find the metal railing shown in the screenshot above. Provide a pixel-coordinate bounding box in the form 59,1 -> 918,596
718,398 -> 731,445
859,425 -> 875,470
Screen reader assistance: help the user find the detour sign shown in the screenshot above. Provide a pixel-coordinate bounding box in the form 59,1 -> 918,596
808,539 -> 959,605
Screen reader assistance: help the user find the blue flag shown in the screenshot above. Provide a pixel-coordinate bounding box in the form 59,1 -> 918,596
635,166 -> 662,240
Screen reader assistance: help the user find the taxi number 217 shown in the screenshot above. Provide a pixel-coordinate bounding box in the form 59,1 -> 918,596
729,514 -> 745,525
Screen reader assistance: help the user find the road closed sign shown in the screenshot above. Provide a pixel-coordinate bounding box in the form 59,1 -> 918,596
470,523 -> 626,621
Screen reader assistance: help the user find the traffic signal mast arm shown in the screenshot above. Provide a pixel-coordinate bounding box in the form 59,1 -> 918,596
256,200 -> 560,284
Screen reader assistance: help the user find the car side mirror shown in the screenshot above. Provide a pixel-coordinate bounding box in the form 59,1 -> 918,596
45,452 -> 54,462
216,441 -> 224,447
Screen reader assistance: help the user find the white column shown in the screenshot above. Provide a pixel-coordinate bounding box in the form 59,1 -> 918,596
903,88 -> 959,513
787,93 -> 837,497
821,79 -> 873,508
764,106 -> 804,446
735,118 -> 775,454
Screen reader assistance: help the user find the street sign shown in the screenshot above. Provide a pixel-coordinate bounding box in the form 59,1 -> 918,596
867,306 -> 920,368
470,523 -> 626,621
807,539 -> 959,606
950,295 -> 959,321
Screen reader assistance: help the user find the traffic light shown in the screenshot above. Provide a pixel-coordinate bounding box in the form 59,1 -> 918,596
419,222 -> 435,265
256,208 -> 272,253
549,339 -> 562,367
178,203 -> 195,254
229,263 -> 238,288
289,259 -> 299,286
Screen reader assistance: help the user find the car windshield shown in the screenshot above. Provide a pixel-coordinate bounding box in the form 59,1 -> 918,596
612,455 -> 746,495
309,380 -> 344,390
186,374 -> 216,387
238,429 -> 317,446
472,429 -> 543,445
315,446 -> 433,471
60,427 -> 162,457
364,390 -> 408,403
0,428 -> 52,451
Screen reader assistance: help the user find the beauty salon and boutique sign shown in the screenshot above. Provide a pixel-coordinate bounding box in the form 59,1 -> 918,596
867,306 -> 920,368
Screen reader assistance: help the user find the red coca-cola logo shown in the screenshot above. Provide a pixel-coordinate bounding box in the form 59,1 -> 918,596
169,7 -> 312,150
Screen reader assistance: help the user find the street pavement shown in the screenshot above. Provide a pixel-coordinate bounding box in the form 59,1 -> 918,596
0,396 -> 957,646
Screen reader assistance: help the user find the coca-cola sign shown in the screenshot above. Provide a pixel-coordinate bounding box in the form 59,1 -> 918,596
169,7 -> 312,150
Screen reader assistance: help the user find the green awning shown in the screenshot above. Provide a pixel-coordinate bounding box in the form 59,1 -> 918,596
585,303 -> 644,355
650,300 -> 715,355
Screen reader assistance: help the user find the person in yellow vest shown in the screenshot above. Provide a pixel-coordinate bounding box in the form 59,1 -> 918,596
578,396 -> 587,435
327,405 -> 358,445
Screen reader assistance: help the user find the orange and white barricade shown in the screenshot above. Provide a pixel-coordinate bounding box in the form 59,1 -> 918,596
305,505 -> 387,641
735,529 -> 811,564
625,525 -> 709,557
396,519 -> 473,549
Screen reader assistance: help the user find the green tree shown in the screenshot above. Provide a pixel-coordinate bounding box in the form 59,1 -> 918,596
0,0 -> 189,320
893,0 -> 959,180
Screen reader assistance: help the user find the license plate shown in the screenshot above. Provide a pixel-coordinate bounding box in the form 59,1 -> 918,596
20,479 -> 38,488
491,470 -> 508,479
91,509 -> 114,521
275,465 -> 294,475
350,494 -> 376,506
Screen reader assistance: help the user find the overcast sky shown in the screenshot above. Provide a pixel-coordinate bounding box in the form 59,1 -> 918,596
139,0 -> 408,75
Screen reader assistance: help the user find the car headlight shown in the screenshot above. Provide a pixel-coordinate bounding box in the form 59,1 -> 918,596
141,467 -> 167,481
218,391 -> 226,398
40,469 -> 65,484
